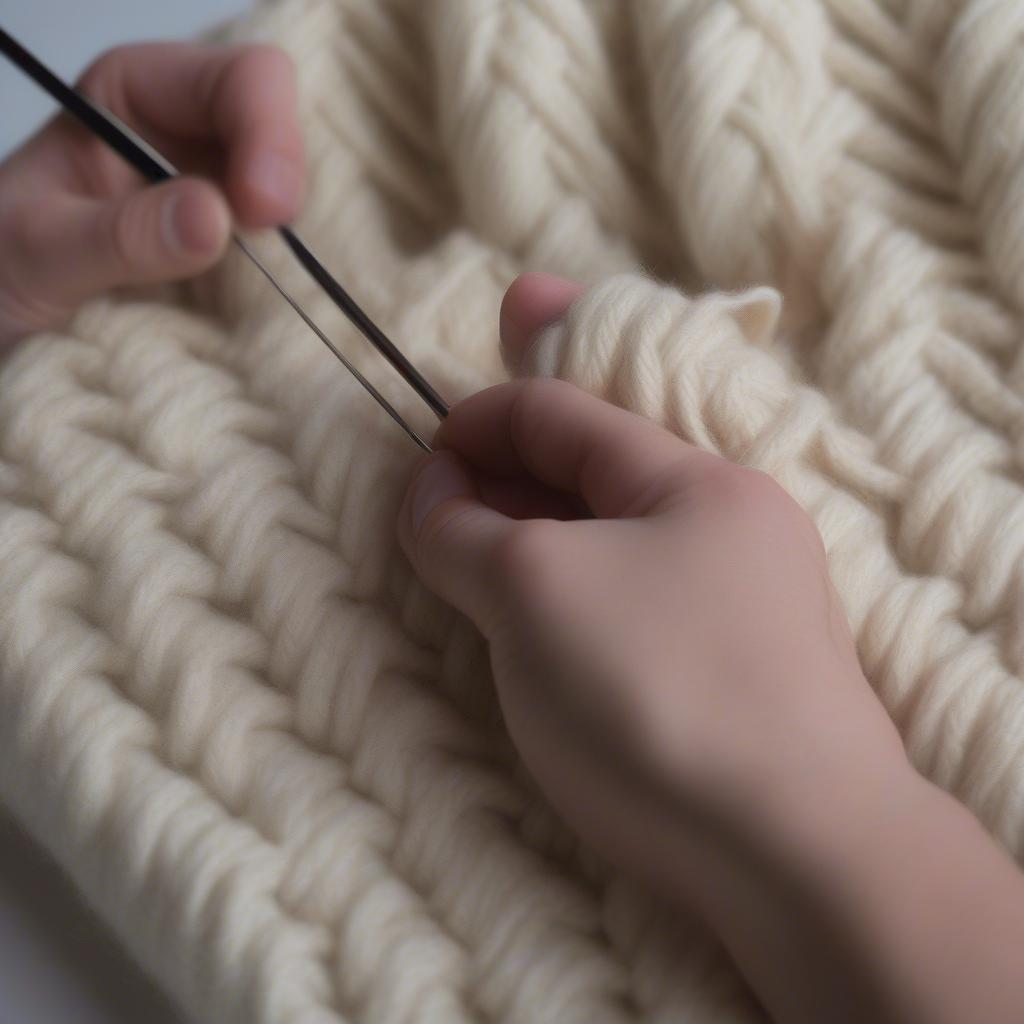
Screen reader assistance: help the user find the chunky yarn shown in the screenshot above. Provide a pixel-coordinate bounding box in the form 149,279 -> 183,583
2,1 -> 1024,1021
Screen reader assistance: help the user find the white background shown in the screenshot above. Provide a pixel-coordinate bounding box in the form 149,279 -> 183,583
0,3 -> 253,1020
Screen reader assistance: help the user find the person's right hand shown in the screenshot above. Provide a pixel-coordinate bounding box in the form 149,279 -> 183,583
399,275 -> 1024,1024
0,41 -> 305,345
399,273 -> 910,895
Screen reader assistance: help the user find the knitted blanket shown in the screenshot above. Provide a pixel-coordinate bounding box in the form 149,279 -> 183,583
2,1 -> 1023,1020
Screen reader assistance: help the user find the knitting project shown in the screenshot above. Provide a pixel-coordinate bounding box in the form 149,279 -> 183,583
3,0 -> 1023,1020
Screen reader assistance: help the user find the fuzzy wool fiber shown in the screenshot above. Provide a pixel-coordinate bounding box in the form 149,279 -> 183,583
2,1 -> 1024,1021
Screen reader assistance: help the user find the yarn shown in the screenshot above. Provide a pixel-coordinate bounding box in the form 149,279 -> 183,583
2,1 -> 1023,1021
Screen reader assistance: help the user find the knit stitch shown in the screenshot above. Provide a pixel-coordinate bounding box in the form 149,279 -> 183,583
1,1 -> 1022,1021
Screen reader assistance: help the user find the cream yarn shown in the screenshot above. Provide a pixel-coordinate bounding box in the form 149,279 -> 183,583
2,1 -> 1023,1021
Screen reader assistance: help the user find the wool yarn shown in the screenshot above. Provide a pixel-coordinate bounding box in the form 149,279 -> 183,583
2,0 -> 1023,1021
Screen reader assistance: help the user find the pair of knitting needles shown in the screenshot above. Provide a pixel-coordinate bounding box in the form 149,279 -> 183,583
0,27 -> 447,452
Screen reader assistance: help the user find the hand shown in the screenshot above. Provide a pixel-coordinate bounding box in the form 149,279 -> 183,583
400,274 -> 1024,1024
399,272 -> 907,892
0,42 -> 305,343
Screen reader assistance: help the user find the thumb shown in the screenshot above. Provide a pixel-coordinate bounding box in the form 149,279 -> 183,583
58,177 -> 231,303
399,450 -> 513,629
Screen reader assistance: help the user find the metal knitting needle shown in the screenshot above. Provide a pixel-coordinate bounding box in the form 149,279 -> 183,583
233,237 -> 434,452
0,27 -> 445,452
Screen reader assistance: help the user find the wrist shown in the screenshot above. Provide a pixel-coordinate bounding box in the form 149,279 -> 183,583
703,664 -> 917,879
692,751 -> 1024,1024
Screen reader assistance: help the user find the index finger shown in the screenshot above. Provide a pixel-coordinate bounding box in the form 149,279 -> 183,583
436,378 -> 724,518
79,42 -> 305,226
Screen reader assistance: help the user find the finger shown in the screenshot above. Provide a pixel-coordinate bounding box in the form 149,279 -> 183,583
79,43 -> 305,226
475,473 -> 587,521
499,272 -> 584,373
29,177 -> 230,304
398,450 -> 517,628
437,379 -> 724,518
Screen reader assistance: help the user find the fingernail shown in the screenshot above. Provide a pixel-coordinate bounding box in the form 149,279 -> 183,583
411,456 -> 467,537
163,190 -> 228,255
248,151 -> 302,215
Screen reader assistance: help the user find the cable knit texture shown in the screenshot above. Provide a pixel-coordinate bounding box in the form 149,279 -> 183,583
2,0 -> 1023,1021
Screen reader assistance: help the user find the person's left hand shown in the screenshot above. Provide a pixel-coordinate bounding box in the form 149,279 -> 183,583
0,41 -> 306,344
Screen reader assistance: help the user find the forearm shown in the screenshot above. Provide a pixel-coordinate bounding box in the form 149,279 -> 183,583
681,759 -> 1024,1024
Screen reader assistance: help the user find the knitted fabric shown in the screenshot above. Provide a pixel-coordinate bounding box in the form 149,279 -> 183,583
2,0 -> 1023,1021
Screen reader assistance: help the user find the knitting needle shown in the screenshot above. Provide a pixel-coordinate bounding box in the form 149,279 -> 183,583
0,27 -> 447,452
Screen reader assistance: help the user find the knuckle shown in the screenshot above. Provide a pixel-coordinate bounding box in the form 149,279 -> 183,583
510,376 -> 576,442
516,376 -> 575,414
77,47 -> 129,100
694,463 -> 824,552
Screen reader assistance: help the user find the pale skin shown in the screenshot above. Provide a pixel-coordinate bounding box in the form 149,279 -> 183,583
4,41 -> 1024,1024
0,42 -> 304,340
